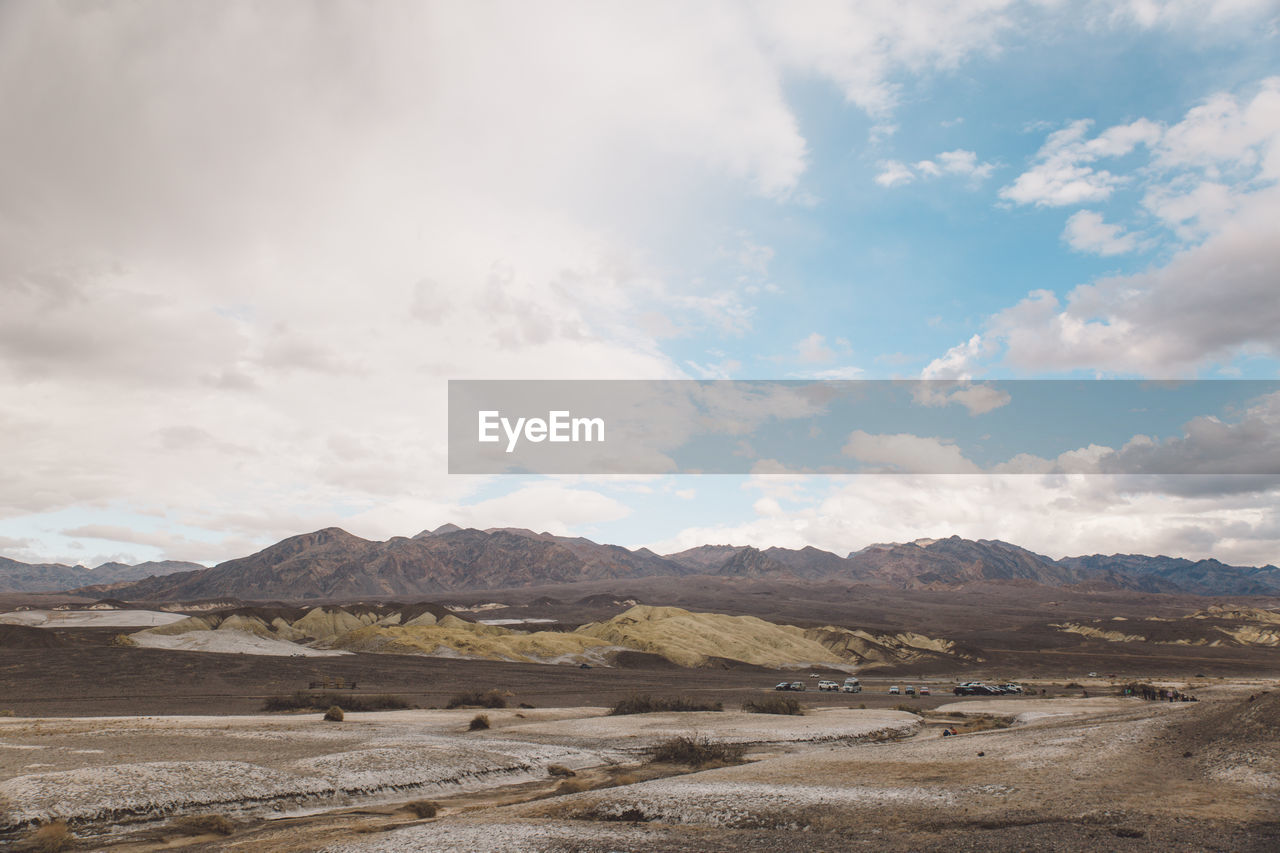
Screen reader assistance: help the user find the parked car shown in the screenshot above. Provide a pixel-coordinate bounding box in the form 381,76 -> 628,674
818,680 -> 840,691
841,680 -> 862,693
919,686 -> 931,696
790,681 -> 806,691
905,685 -> 916,696
888,685 -> 900,694
775,681 -> 793,691
953,683 -> 996,696
999,683 -> 1023,694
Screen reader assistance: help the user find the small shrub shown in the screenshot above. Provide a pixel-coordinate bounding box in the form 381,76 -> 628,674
518,702 -> 536,709
547,764 -> 575,778
404,800 -> 439,819
608,694 -> 722,715
891,703 -> 922,715
1064,682 -> 1083,689
612,772 -> 639,786
963,715 -> 1012,732
0,709 -> 13,717
324,705 -> 344,722
468,713 -> 490,730
648,735 -> 745,767
742,696 -> 803,715
28,820 -> 71,852
171,813 -> 234,836
110,633 -> 138,647
446,689 -> 507,709
556,778 -> 590,795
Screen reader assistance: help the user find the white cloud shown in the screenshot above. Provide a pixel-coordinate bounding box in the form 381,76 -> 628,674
842,431 -> 981,474
999,118 -> 1162,206
954,79 -> 1280,375
875,160 -> 917,187
937,149 -> 996,179
880,149 -> 995,187
913,382 -> 1013,415
1062,210 -> 1138,255
795,332 -> 837,363
655,473 -> 1280,567
921,334 -> 995,379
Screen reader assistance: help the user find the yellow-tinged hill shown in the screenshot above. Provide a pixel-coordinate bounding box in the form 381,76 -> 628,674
328,621 -> 614,664
576,605 -> 845,668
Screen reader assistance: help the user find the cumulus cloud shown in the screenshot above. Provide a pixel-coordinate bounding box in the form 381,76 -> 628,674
946,79 -> 1280,375
1062,210 -> 1138,255
653,472 -> 1280,567
1000,119 -> 1162,206
877,149 -> 995,186
842,431 -> 981,474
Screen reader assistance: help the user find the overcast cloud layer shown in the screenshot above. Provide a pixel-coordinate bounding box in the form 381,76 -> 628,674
1,0 -> 1279,568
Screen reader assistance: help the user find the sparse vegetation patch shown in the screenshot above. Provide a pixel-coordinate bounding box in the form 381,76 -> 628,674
647,735 -> 745,767
468,713 -> 490,730
260,691 -> 410,712
404,800 -> 438,819
608,694 -> 722,715
446,689 -> 508,709
28,820 -> 71,852
741,695 -> 804,715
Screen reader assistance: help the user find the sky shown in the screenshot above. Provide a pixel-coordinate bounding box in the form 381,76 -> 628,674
2,0 -> 1280,570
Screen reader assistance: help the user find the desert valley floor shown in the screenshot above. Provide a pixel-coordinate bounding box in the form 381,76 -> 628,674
1,578 -> 1278,851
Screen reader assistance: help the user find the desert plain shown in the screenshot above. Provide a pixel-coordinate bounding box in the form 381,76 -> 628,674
1,578 -> 1277,851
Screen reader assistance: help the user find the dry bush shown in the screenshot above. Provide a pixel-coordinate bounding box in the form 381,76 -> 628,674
171,813 -> 234,836
547,764 -> 575,778
741,695 -> 803,715
960,714 -> 1012,732
609,694 -> 721,715
648,735 -> 745,767
0,709 -> 13,717
28,820 -> 71,852
468,713 -> 490,731
323,705 -> 344,722
612,772 -> 639,786
110,633 -> 137,647
891,703 -> 922,715
404,800 -> 439,819
556,778 -> 590,795
446,689 -> 507,709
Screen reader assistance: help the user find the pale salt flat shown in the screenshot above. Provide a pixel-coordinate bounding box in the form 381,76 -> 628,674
932,696 -> 1184,724
129,627 -> 350,657
0,609 -> 187,628
555,777 -> 957,828
494,708 -> 919,749
322,819 -> 678,853
0,710 -> 620,830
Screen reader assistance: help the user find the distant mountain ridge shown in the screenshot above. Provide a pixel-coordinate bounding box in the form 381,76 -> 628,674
5,526 -> 1276,600
0,557 -> 202,594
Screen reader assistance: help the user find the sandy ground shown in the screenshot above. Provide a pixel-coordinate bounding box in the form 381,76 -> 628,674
491,708 -> 919,749
2,688 -> 1278,851
130,629 -> 351,657
0,610 -> 186,628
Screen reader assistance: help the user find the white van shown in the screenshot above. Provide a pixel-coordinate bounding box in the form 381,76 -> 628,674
841,677 -> 862,693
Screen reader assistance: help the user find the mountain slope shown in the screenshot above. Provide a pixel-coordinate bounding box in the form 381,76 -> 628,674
0,556 -> 203,593
49,527 -> 1280,601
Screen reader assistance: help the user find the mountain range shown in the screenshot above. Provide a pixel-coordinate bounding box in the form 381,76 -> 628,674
0,557 -> 203,595
3,526 -> 1278,600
